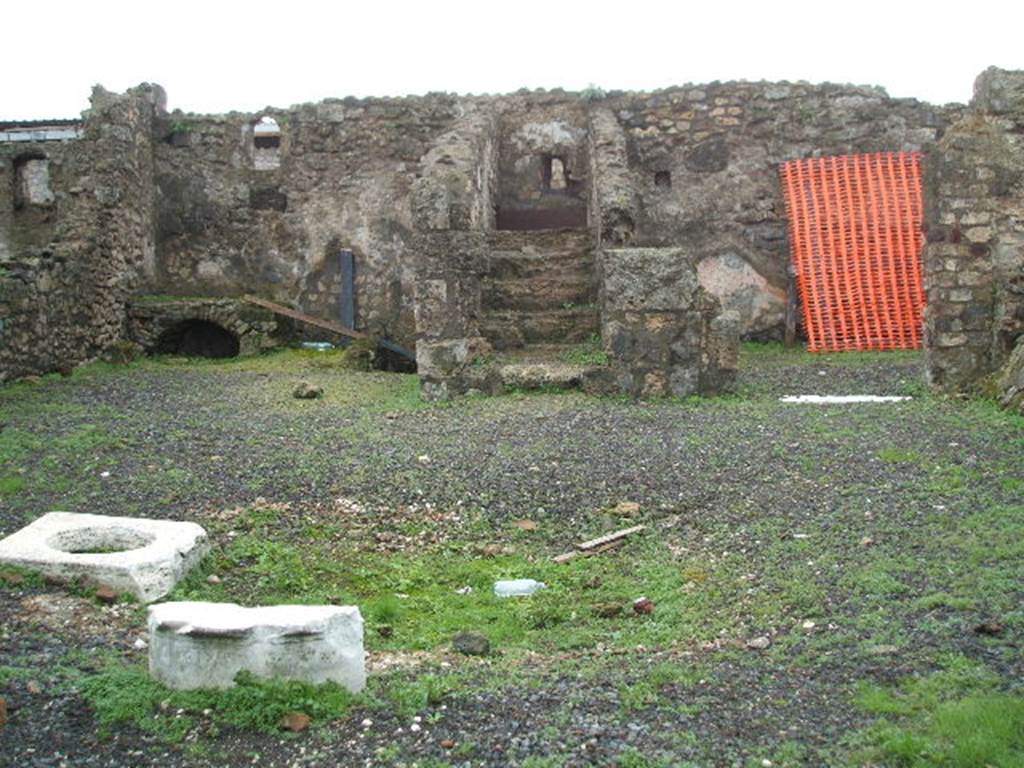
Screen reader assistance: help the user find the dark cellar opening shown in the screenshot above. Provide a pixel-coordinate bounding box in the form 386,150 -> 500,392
154,320 -> 240,358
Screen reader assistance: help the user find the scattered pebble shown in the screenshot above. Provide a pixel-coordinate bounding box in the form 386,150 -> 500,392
974,621 -> 1005,636
292,382 -> 323,399
633,597 -> 655,615
746,636 -> 772,650
452,631 -> 490,656
206,574 -> 222,585
279,711 -> 310,732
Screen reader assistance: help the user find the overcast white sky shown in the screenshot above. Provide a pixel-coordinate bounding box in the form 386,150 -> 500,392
4,0 -> 1022,119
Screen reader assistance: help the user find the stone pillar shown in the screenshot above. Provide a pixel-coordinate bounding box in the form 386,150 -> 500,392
588,107 -> 640,246
413,232 -> 491,400
923,68 -> 1024,391
598,247 -> 738,397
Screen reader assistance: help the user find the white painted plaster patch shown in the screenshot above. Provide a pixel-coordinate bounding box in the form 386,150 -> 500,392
780,395 -> 912,404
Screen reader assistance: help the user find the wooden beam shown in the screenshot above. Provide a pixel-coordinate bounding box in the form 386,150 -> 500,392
576,525 -> 646,552
242,295 -> 369,341
552,525 -> 647,563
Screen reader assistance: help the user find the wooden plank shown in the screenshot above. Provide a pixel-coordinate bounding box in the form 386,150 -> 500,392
576,525 -> 646,552
553,538 -> 630,564
242,295 -> 368,340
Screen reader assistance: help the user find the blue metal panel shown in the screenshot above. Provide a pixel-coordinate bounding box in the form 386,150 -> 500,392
339,249 -> 355,330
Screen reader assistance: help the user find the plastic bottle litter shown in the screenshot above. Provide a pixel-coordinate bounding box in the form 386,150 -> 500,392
494,579 -> 547,597
300,341 -> 334,351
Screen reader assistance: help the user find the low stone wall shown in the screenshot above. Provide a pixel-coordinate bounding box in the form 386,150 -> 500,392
598,248 -> 738,397
127,298 -> 279,356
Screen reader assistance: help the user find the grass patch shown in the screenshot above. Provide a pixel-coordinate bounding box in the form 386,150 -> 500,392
79,661 -> 360,742
559,334 -> 609,366
865,695 -> 1024,767
852,655 -> 1024,766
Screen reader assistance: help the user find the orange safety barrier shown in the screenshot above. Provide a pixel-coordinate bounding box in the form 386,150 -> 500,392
779,152 -> 925,352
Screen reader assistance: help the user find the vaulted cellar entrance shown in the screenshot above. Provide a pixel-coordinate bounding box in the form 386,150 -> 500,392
154,320 -> 240,358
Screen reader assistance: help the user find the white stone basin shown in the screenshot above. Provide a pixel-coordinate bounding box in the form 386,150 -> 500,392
0,512 -> 208,602
148,601 -> 366,692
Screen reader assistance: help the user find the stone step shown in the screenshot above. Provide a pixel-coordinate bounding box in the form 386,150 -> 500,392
482,275 -> 597,311
487,249 -> 596,280
483,230 -> 597,313
496,359 -> 591,391
485,228 -> 593,252
486,344 -> 606,392
482,307 -> 600,350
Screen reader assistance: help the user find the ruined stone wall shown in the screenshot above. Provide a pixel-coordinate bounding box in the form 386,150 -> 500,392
922,68 -> 1024,393
0,77 -> 968,385
592,83 -> 957,339
0,86 -> 160,381
145,82 -> 953,352
151,96 -> 468,344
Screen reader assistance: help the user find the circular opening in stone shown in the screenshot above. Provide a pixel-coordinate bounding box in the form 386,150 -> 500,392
48,526 -> 156,555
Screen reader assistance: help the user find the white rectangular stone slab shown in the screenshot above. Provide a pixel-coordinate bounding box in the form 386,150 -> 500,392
780,395 -> 912,404
0,512 -> 208,602
148,602 -> 365,692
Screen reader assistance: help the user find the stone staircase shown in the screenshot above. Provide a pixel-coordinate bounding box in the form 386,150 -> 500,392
480,229 -> 599,350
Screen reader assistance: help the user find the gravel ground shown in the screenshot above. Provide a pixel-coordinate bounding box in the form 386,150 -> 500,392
1,348 -> 1021,767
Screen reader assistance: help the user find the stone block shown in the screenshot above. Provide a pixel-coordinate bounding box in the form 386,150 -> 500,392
413,280 -> 448,337
148,602 -> 365,692
972,67 -> 1024,122
601,248 -> 701,312
0,512 -> 208,602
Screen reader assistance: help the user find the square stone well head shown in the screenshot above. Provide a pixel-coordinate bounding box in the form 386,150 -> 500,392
0,512 -> 209,602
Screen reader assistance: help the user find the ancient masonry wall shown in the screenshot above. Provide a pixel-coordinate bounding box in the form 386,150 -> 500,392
923,68 -> 1024,394
149,84 -> 954,347
2,78 -> 963,385
0,86 -> 161,381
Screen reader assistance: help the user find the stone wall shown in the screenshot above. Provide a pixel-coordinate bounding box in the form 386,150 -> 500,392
0,77 -> 965,385
151,96 -> 467,345
922,68 -> 1024,391
0,85 -> 161,381
592,83 -> 957,339
149,81 -> 954,349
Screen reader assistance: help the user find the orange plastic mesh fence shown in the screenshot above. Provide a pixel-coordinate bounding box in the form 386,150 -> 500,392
779,152 -> 925,352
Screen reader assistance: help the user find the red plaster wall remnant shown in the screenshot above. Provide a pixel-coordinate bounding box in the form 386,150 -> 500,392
780,152 -> 925,353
